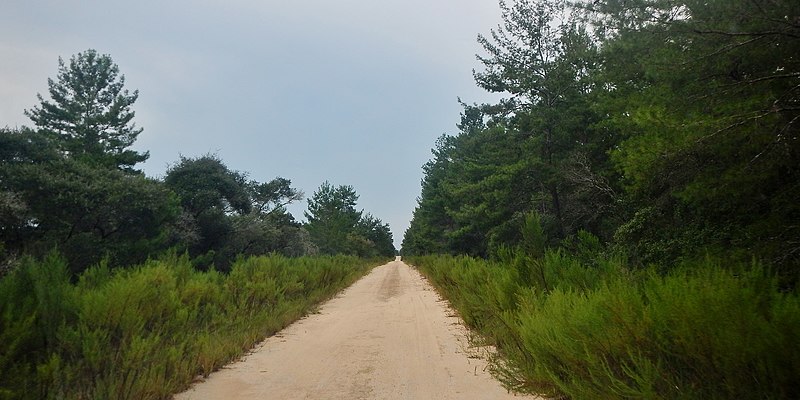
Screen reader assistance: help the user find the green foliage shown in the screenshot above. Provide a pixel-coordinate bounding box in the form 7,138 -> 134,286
585,0 -> 800,268
1,49 -> 178,273
24,49 -> 147,170
411,6 -> 800,384
0,252 -> 376,399
3,50 -> 327,274
403,0 -> 800,274
410,253 -> 800,399
163,154 -> 310,268
304,181 -> 362,255
305,182 -> 396,257
0,131 -> 180,273
164,154 -> 252,218
404,0 -> 619,257
402,135 -> 458,255
356,213 -> 396,258
2,111 -> 315,276
520,212 -> 546,259
248,177 -> 303,215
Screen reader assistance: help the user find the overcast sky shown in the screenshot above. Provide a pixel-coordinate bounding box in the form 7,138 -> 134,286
0,0 -> 504,249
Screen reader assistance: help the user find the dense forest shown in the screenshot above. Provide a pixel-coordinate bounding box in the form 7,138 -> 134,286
0,48 -> 395,277
404,1 -> 799,398
403,0 -> 799,274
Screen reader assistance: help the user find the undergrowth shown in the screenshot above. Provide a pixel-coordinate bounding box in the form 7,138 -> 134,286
409,247 -> 800,399
0,252 -> 379,399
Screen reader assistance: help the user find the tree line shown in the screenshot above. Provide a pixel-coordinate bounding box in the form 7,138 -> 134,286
403,2 -> 799,396
1,50 -> 395,275
402,0 -> 799,275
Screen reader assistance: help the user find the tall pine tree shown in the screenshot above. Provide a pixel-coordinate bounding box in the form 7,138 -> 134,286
25,49 -> 148,171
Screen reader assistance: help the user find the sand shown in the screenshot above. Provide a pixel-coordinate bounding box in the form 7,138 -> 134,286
174,258 -> 534,399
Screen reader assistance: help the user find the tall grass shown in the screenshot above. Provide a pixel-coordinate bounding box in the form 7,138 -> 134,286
0,252 -> 379,400
409,250 -> 800,399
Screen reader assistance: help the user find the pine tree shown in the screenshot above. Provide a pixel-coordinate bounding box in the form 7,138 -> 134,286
25,49 -> 148,171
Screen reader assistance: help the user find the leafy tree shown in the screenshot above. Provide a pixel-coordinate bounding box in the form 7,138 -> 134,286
304,182 -> 362,255
403,105 -> 520,257
222,179 -> 308,259
405,0 -> 799,275
582,0 -> 800,266
163,155 -> 311,266
304,182 -> 395,257
444,124 -> 527,256
475,0 -> 604,240
164,155 -> 251,218
406,0 -> 613,257
163,155 -> 251,265
0,127 -> 179,273
402,134 -> 458,256
278,224 -> 318,257
222,213 -> 282,258
356,213 -> 396,258
0,128 -> 58,265
248,177 -> 303,215
25,49 -> 147,170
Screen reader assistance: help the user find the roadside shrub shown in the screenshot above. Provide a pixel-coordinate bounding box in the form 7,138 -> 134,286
0,252 -> 379,400
409,254 -> 800,399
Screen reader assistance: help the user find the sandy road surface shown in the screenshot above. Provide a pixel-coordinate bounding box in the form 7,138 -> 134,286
175,258 -> 533,399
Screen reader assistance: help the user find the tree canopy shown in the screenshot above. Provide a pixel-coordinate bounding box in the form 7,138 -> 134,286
3,50 -> 363,274
25,49 -> 148,171
0,127 -> 178,273
305,182 -> 395,258
163,154 -> 312,269
403,0 -> 800,274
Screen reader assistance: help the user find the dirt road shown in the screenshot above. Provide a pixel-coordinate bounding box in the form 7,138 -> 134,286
174,258 -> 533,399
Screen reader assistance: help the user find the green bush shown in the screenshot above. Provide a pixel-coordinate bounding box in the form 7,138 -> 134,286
0,252 -> 378,400
409,254 -> 800,399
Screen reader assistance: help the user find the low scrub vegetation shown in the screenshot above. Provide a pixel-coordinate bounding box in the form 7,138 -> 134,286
0,252 -> 377,399
409,247 -> 800,399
